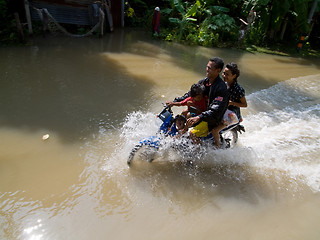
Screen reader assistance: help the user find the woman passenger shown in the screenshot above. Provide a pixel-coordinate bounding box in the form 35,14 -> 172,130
211,62 -> 247,148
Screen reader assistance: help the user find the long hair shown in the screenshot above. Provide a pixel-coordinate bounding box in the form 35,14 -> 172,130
226,62 -> 240,81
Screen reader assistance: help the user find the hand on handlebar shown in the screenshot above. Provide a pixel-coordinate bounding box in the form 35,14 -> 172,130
166,101 -> 174,107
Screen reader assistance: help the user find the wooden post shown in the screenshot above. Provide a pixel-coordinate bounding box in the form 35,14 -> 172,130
121,0 -> 124,27
24,0 -> 33,35
99,8 -> 105,37
14,12 -> 25,42
104,0 -> 114,32
280,18 -> 288,41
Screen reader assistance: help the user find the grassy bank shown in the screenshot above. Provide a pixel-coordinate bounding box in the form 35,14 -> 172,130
242,42 -> 320,59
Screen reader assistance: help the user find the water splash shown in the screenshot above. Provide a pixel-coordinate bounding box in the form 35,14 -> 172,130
104,74 -> 320,194
242,74 -> 320,192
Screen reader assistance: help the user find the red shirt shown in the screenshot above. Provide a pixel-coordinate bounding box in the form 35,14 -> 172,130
180,96 -> 207,113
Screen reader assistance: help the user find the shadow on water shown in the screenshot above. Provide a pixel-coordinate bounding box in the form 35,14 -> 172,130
115,30 -> 320,93
274,56 -> 320,67
0,33 -> 159,143
127,159 -> 310,210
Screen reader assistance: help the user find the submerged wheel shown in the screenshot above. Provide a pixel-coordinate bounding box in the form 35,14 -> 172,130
127,144 -> 158,166
221,128 -> 238,148
127,144 -> 142,165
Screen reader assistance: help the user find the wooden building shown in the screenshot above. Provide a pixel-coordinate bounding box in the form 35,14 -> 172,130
25,0 -> 124,36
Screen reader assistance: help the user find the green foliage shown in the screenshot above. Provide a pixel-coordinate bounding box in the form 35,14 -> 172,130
0,0 -> 7,17
122,0 -> 319,51
292,0 -> 311,34
0,0 -> 8,25
162,0 -> 239,47
245,21 -> 266,45
211,14 -> 236,32
242,0 -> 314,45
168,0 -> 201,41
0,0 -> 21,45
186,28 -> 219,47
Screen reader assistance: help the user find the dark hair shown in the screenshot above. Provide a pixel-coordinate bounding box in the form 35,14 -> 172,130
174,114 -> 186,123
226,62 -> 240,81
209,57 -> 224,71
190,83 -> 205,98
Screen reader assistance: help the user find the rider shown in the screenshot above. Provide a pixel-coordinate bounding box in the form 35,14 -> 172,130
170,57 -> 229,148
166,83 -> 207,118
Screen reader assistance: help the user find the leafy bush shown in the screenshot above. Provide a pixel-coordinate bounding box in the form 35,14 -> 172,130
0,0 -> 21,45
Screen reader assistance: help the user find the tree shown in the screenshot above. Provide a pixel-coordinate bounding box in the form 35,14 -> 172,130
243,0 -> 315,44
168,0 -> 200,41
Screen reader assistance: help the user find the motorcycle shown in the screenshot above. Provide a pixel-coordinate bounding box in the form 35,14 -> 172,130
127,105 -> 245,166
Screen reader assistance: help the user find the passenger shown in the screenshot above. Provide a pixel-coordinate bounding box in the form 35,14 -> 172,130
183,57 -> 229,148
210,62 -> 248,147
166,83 -> 207,118
172,114 -> 188,138
223,62 -> 247,121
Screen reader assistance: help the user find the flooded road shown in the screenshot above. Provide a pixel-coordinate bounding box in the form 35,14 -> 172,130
1,29 -> 320,240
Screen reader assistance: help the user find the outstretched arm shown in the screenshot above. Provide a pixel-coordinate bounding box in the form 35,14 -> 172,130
166,101 -> 182,107
173,92 -> 190,102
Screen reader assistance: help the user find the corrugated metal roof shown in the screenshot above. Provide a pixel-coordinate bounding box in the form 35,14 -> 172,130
28,0 -> 123,27
31,0 -> 95,7
65,0 -> 95,6
29,0 -> 95,25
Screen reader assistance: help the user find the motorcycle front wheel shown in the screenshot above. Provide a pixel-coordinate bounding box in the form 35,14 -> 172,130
127,144 -> 158,166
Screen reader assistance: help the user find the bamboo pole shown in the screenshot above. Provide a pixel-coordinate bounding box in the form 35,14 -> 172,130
308,0 -> 318,24
24,0 -> 33,35
99,8 -> 105,37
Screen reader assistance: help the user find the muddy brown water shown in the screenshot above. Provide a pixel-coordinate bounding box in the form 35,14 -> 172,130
1,29 -> 320,240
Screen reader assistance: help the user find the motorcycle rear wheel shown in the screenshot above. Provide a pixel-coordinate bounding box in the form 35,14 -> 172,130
221,128 -> 238,148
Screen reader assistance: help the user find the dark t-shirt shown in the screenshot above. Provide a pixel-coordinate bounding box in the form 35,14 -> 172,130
228,81 -> 245,120
174,76 -> 229,130
198,77 -> 229,129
